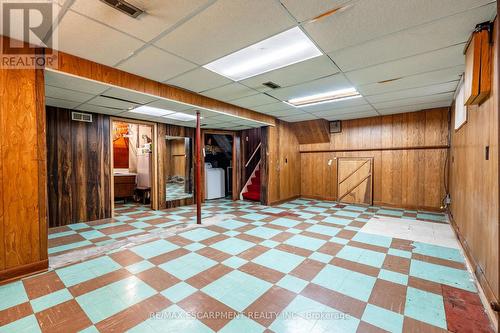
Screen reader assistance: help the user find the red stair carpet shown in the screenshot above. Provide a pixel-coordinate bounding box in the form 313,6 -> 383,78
242,170 -> 260,201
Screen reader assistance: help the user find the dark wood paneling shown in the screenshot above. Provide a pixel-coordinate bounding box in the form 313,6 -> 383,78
46,107 -> 111,227
299,108 -> 450,210
449,18 -> 499,317
158,124 -> 195,209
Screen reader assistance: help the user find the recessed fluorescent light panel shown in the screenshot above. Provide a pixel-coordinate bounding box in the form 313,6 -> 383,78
203,27 -> 322,81
286,88 -> 362,107
163,113 -> 199,122
130,105 -> 174,116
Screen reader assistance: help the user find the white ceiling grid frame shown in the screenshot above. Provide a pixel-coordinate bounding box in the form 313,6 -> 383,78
365,81 -> 460,104
153,0 -> 297,65
328,2 -> 496,72
301,0 -> 495,54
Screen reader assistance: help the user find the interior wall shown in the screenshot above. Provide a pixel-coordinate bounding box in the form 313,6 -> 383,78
262,120 -> 301,205
300,108 -> 449,210
46,107 -> 111,227
0,40 -> 48,282
449,20 -> 499,314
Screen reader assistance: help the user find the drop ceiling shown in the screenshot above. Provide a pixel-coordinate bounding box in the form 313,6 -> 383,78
44,70 -> 265,130
9,0 -> 499,122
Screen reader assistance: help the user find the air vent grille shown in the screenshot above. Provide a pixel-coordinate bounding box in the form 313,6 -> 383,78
262,81 -> 281,89
72,112 -> 93,123
99,0 -> 144,18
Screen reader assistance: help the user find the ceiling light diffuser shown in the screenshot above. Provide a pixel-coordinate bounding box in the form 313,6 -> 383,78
286,88 -> 362,107
203,27 -> 322,81
130,105 -> 174,116
163,113 -> 199,122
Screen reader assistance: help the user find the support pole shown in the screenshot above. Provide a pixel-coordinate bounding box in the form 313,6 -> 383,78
195,111 -> 202,224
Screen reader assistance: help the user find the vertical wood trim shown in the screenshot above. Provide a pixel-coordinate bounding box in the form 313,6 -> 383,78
157,124 -> 167,210
0,62 -> 4,271
260,127 -> 269,206
35,68 -> 47,261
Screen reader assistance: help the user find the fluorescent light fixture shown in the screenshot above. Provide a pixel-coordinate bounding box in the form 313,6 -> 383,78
286,88 -> 362,107
163,112 -> 199,122
130,105 -> 174,116
203,27 -> 322,81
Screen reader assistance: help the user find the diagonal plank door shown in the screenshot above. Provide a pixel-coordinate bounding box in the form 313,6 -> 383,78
337,157 -> 373,205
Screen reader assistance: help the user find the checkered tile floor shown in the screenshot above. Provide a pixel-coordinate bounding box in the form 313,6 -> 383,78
1,199 -> 493,332
166,182 -> 193,201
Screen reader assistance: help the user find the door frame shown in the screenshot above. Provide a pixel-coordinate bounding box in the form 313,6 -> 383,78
201,130 -> 241,201
109,117 -> 159,215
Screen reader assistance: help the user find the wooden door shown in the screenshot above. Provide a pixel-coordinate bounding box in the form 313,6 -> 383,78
337,157 -> 373,205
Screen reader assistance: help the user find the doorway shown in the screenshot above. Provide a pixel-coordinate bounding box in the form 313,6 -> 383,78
111,118 -> 157,215
203,132 -> 239,201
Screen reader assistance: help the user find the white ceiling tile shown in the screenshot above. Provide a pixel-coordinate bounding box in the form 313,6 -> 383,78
366,81 -> 459,104
201,83 -> 258,101
329,3 -> 496,71
279,114 -> 319,122
345,44 -> 465,86
372,92 -> 454,110
57,11 -> 144,66
68,0 -> 209,42
146,99 -> 193,112
230,93 -> 278,108
240,56 -> 340,91
253,102 -> 293,113
154,0 -> 295,64
45,71 -> 109,95
266,73 -> 352,101
297,96 -> 368,113
266,108 -> 305,117
46,97 -> 81,110
357,66 -> 464,96
103,87 -> 158,104
76,103 -> 124,115
87,96 -> 138,110
280,0 -> 351,22
166,67 -> 232,93
304,0 -> 493,53
45,85 -> 95,103
377,101 -> 453,115
118,46 -> 196,82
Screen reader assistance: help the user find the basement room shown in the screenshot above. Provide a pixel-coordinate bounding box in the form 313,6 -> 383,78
0,1 -> 498,332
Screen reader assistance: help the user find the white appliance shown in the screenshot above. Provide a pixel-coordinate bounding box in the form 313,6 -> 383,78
205,163 -> 225,200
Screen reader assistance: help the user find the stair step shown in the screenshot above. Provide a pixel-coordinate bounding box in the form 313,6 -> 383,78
243,191 -> 260,201
248,184 -> 260,192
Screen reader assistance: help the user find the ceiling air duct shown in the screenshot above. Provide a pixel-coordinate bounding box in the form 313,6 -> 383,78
99,0 -> 144,18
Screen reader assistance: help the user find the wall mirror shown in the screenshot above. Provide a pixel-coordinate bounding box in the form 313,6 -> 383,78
165,136 -> 193,202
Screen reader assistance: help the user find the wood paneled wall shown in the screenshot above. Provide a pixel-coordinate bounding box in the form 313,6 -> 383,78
46,107 -> 112,227
262,121 -> 301,205
449,19 -> 499,318
300,108 -> 450,210
158,124 -> 195,209
0,39 -> 48,282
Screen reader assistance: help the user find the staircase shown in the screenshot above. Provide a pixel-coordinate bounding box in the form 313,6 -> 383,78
242,168 -> 260,202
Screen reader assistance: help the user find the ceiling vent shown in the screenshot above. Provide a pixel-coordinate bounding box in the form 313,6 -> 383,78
262,81 -> 281,89
99,0 -> 144,18
72,112 -> 93,123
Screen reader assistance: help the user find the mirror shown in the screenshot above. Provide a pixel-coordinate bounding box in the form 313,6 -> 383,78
166,136 -> 193,202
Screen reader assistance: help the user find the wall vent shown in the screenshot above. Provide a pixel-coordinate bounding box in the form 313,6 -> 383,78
262,81 -> 281,89
99,0 -> 144,18
72,112 -> 93,123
